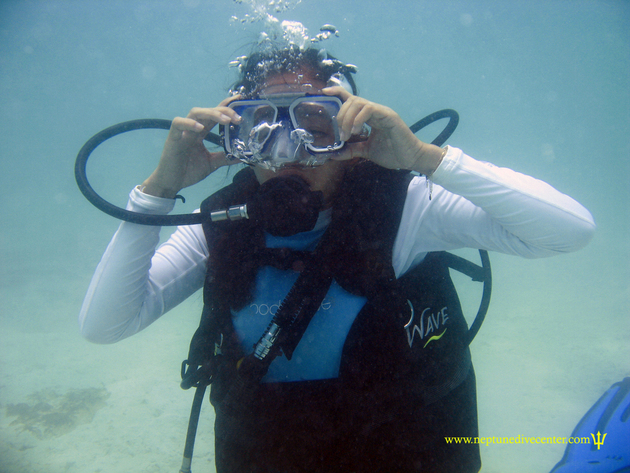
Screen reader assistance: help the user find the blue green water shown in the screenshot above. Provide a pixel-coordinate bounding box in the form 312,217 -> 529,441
0,1 -> 628,472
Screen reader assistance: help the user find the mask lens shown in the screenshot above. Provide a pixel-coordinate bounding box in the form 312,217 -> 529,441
290,97 -> 342,151
292,102 -> 337,148
228,102 -> 277,149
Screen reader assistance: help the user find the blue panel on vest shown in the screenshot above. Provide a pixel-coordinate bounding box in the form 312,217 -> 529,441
231,225 -> 368,382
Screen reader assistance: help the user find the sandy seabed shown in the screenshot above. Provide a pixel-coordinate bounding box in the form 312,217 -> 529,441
1,291 -> 214,473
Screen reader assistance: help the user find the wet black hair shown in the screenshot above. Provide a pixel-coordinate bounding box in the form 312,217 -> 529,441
231,45 -> 358,97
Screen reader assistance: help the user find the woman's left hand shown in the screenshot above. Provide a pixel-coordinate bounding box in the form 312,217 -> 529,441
323,87 -> 445,175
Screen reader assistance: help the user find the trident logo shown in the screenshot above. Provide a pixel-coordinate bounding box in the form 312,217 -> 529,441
591,431 -> 607,450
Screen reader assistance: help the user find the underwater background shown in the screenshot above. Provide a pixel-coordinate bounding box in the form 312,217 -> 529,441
0,0 -> 628,472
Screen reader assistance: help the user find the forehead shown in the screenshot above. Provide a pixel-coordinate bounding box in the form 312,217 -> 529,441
258,70 -> 327,96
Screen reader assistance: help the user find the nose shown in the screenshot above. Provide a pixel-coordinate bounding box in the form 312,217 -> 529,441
269,121 -> 299,161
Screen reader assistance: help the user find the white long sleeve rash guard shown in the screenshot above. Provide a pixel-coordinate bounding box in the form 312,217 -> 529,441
79,147 -> 596,345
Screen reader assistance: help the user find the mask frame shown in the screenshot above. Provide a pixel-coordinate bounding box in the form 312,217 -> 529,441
221,94 -> 348,169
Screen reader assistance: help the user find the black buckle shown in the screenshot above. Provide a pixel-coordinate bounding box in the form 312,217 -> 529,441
180,360 -> 213,390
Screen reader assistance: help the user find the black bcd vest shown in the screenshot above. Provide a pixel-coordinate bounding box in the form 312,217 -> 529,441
184,162 -> 473,420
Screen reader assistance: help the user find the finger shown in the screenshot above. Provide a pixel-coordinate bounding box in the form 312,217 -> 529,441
188,107 -> 242,128
182,107 -> 242,146
168,117 -> 205,141
334,95 -> 355,134
352,105 -> 378,135
322,86 -> 352,102
323,86 -> 366,142
337,98 -> 369,142
218,94 -> 242,106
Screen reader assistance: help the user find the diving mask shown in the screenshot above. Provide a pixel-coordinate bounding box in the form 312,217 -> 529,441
221,93 -> 368,170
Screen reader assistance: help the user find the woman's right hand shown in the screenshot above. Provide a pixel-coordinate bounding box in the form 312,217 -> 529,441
141,97 -> 242,198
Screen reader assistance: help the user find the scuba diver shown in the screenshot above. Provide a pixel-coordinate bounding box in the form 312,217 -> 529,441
78,45 -> 595,472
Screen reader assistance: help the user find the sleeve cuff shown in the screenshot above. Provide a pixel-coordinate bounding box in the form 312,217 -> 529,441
127,185 -> 176,214
429,145 -> 462,184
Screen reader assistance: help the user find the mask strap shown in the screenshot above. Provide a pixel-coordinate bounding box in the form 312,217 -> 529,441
327,72 -> 353,94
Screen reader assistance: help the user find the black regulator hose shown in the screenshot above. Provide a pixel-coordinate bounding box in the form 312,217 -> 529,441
409,108 -> 459,147
466,248 -> 492,345
74,110 -> 459,226
74,118 -> 222,226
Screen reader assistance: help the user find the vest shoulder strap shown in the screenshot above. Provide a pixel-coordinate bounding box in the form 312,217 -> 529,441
327,162 -> 413,296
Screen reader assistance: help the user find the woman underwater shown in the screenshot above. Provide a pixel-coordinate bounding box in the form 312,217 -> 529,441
79,46 -> 595,472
